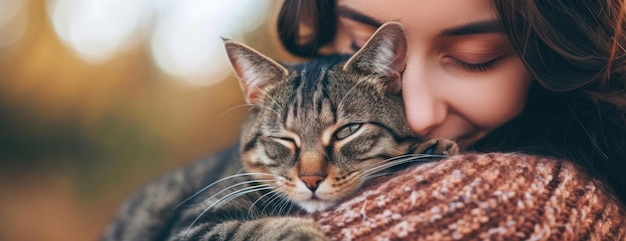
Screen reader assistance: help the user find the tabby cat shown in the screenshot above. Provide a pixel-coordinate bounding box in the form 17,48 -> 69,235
101,22 -> 457,241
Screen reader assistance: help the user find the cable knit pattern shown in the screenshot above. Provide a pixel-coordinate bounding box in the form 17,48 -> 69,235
312,153 -> 626,241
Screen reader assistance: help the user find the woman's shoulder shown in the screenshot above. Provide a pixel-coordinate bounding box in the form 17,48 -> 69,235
314,152 -> 626,240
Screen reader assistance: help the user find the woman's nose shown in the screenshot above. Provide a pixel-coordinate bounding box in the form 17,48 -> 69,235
401,63 -> 447,137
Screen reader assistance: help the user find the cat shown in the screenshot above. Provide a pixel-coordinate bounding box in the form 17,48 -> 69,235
101,22 -> 458,241
225,22 -> 459,214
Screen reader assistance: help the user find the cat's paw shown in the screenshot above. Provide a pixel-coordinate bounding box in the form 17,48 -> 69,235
415,138 -> 459,156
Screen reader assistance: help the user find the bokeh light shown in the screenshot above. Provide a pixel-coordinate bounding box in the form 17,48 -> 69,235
0,1 -> 279,241
0,0 -> 28,49
150,0 -> 271,86
47,0 -> 271,85
47,0 -> 151,62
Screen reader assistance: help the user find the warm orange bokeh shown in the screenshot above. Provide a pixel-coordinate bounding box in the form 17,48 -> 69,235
0,1 -> 293,241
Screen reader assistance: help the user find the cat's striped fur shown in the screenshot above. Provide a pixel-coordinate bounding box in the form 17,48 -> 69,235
101,22 -> 457,241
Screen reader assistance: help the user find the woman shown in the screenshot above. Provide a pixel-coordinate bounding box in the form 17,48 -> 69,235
278,0 -> 626,204
275,0 -> 626,239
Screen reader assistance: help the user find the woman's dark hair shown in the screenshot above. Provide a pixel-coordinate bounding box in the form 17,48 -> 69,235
277,0 -> 337,57
485,1 -> 626,203
277,0 -> 626,203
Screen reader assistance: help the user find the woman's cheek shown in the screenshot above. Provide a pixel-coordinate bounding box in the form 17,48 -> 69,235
462,86 -> 525,129
453,60 -> 533,130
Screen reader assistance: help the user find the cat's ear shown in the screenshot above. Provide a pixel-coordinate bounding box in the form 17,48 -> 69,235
343,22 -> 407,94
224,40 -> 289,105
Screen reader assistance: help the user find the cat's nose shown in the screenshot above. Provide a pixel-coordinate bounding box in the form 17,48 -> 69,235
300,175 -> 324,191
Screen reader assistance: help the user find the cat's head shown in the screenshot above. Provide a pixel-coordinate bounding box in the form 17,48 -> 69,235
225,22 -> 413,212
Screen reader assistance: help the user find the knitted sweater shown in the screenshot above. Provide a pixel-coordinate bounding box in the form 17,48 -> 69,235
312,153 -> 626,241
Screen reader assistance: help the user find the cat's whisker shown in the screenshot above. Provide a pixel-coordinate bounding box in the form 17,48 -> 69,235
338,81 -> 364,108
386,153 -> 447,161
362,158 -> 435,176
261,191 -> 286,215
254,87 -> 283,113
359,154 -> 440,171
175,172 -> 277,210
276,195 -> 292,215
361,154 -> 445,177
285,201 -> 293,214
218,104 -> 256,119
263,106 -> 282,116
382,153 -> 446,164
248,189 -> 282,218
377,154 -> 430,163
182,179 -> 275,208
338,72 -> 378,108
225,70 -> 244,80
273,193 -> 292,216
211,184 -> 274,210
261,193 -> 283,215
180,185 -> 274,241
259,192 -> 280,216
363,156 -> 437,174
364,172 -> 396,180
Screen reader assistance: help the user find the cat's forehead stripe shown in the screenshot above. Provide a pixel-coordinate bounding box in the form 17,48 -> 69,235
284,65 -> 337,133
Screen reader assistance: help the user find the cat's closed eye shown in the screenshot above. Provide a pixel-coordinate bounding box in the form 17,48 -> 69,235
260,137 -> 295,164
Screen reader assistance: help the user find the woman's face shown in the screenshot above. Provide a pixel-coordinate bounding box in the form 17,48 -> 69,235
332,0 -> 533,147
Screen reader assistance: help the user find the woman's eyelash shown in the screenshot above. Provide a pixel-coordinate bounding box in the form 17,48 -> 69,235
350,40 -> 497,73
450,58 -> 497,72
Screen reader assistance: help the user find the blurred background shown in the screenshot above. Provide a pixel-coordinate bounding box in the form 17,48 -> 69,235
0,0 -> 298,240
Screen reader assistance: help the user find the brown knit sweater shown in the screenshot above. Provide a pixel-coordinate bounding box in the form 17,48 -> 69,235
312,153 -> 626,240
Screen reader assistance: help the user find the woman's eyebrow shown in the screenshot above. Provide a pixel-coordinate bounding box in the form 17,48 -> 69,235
440,19 -> 504,36
336,6 -> 383,27
335,6 -> 502,36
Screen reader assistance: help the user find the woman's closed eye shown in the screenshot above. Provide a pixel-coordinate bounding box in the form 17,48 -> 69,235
440,35 -> 513,73
446,57 -> 498,72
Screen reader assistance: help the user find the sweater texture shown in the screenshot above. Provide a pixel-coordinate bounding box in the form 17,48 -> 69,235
312,153 -> 626,241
